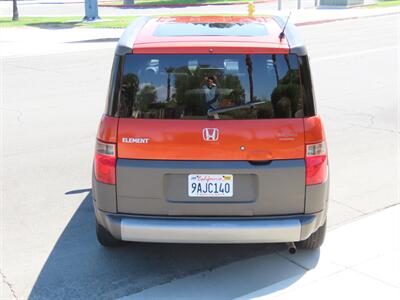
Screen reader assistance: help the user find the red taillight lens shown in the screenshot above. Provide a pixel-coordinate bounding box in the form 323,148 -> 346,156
94,140 -> 116,185
306,142 -> 328,185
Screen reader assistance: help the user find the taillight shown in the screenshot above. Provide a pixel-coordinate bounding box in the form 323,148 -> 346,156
305,141 -> 328,185
94,140 -> 116,185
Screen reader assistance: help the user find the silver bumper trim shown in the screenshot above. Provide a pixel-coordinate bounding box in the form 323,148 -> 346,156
119,217 -> 303,243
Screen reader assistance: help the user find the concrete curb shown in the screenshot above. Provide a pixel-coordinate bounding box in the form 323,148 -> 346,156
118,205 -> 400,299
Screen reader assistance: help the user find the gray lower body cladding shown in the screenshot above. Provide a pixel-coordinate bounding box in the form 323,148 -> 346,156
92,159 -> 329,243
114,159 -> 308,216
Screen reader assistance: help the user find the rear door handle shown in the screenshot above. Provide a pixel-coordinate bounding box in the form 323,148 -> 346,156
248,160 -> 272,166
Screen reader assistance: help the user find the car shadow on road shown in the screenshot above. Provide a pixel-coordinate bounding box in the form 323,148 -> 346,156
25,22 -> 82,29
28,189 -> 319,300
67,38 -> 120,44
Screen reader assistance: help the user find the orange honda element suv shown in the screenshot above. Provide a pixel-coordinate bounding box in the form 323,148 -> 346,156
93,16 -> 329,252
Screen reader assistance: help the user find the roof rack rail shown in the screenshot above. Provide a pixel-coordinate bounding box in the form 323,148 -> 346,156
272,15 -> 307,56
116,16 -> 151,56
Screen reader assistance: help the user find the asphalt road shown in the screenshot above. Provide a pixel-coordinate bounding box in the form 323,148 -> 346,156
1,14 -> 399,299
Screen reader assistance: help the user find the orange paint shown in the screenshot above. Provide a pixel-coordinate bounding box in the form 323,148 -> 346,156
303,115 -> 326,144
117,119 -> 305,161
97,115 -> 119,143
133,42 -> 289,54
133,16 -> 289,54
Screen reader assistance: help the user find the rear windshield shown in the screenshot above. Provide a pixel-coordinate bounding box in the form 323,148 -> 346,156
115,54 -> 305,120
154,23 -> 268,37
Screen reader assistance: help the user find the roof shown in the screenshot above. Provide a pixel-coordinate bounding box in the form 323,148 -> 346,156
116,16 -> 306,56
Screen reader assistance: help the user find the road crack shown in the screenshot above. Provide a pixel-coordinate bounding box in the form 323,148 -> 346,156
0,107 -> 23,124
1,269 -> 18,300
275,252 -> 309,271
348,122 -> 400,134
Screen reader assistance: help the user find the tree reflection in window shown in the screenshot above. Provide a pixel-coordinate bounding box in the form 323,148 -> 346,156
118,54 -> 303,119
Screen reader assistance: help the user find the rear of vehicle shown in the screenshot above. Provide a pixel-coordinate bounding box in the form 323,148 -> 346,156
93,16 -> 329,248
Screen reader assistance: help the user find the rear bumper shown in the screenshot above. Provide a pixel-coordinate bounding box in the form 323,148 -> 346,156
95,208 -> 326,244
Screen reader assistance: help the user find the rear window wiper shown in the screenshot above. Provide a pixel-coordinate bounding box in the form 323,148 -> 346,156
207,101 -> 266,116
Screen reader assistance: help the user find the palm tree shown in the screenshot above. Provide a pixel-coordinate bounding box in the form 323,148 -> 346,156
12,0 -> 19,21
165,67 -> 174,101
284,54 -> 292,74
272,54 -> 280,85
245,55 -> 254,102
120,74 -> 139,117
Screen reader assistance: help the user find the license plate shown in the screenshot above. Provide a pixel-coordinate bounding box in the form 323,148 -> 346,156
188,174 -> 233,197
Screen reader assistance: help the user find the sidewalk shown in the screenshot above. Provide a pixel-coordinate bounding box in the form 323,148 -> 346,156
279,5 -> 400,25
120,204 -> 400,299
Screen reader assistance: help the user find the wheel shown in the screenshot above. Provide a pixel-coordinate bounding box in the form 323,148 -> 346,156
96,220 -> 123,247
297,220 -> 327,249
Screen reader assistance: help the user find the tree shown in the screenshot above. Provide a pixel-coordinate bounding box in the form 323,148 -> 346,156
137,85 -> 157,111
119,74 -> 139,117
245,55 -> 254,102
12,0 -> 19,21
271,54 -> 280,86
165,67 -> 174,102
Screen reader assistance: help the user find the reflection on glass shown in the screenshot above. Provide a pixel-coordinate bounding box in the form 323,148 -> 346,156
118,54 -> 303,120
154,22 -> 267,37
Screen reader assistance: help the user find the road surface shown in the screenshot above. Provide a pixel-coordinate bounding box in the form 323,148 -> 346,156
1,13 -> 399,299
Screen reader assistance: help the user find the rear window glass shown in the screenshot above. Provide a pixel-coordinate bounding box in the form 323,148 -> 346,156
117,54 -> 304,120
154,23 -> 268,37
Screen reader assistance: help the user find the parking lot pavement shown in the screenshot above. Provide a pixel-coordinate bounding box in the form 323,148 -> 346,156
0,27 -> 123,57
1,12 -> 399,300
120,204 -> 400,299
1,6 -> 399,58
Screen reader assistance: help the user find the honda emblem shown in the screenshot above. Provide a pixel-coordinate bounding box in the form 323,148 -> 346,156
202,128 -> 219,142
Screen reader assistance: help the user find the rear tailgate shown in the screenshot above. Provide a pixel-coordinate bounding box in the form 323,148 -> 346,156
116,119 -> 306,216
118,119 -> 304,160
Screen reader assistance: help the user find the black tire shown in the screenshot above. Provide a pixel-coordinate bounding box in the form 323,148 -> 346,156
96,220 -> 123,247
297,220 -> 327,249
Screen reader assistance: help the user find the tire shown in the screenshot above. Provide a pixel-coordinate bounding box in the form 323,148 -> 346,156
96,220 -> 123,247
297,220 -> 327,249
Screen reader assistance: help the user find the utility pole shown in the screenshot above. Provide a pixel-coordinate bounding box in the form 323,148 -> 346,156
278,0 -> 282,10
297,0 -> 301,9
83,0 -> 99,21
12,0 -> 19,21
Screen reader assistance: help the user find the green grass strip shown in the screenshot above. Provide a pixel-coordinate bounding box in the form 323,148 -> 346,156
0,16 -> 139,28
368,0 -> 400,7
102,0 -> 249,6
0,13 -> 260,28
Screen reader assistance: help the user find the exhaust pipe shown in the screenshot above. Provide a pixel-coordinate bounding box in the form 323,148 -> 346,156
287,242 -> 297,254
